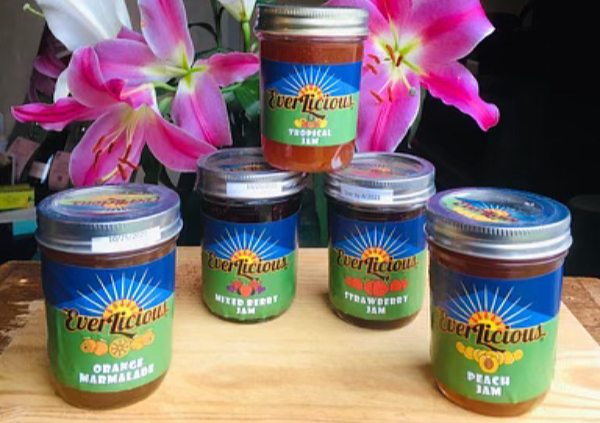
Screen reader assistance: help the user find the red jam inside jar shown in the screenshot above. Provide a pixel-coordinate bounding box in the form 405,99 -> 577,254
255,5 -> 368,172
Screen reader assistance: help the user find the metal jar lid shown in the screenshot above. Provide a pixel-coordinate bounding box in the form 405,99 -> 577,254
196,148 -> 306,200
255,5 -> 369,38
426,188 -> 572,260
36,184 -> 182,254
324,153 -> 436,208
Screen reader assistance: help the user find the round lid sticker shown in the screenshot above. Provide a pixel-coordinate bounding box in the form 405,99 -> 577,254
57,191 -> 160,215
341,156 -> 424,180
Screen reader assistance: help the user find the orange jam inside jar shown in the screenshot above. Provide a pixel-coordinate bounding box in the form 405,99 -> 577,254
325,153 -> 435,329
426,188 -> 572,416
255,5 -> 368,172
36,184 -> 182,409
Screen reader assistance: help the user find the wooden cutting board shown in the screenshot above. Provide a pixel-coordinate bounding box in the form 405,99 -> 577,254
1,248 -> 600,422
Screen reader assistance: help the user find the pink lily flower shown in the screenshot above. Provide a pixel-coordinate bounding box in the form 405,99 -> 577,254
93,0 -> 260,147
13,47 -> 215,186
326,0 -> 500,151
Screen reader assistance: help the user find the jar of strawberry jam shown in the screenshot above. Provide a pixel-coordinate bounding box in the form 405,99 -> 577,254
427,188 -> 572,416
255,5 -> 368,172
197,148 -> 306,322
36,184 -> 182,409
324,153 -> 435,329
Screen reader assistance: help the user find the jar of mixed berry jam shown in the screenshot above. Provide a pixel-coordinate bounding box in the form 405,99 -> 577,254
197,148 -> 306,322
427,188 -> 572,416
36,184 -> 182,409
324,153 -> 435,329
255,5 -> 368,172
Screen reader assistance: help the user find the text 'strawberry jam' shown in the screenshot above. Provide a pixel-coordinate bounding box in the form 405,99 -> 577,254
36,185 -> 182,409
324,153 -> 435,329
197,148 -> 306,322
426,188 -> 572,416
255,5 -> 368,172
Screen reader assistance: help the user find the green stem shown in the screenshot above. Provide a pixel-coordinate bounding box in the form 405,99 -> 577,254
153,82 -> 177,92
241,20 -> 252,53
23,3 -> 44,18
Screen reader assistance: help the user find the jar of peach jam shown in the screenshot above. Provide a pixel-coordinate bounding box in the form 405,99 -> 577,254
427,188 -> 572,416
36,184 -> 182,409
255,5 -> 368,172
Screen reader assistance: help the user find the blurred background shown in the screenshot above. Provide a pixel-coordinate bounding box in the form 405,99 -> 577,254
1,0 -> 597,276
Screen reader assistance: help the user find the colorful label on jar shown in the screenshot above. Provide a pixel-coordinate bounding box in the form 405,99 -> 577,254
202,213 -> 298,320
430,261 -> 562,403
261,59 -> 361,147
41,251 -> 175,393
440,193 -> 542,224
329,213 -> 427,320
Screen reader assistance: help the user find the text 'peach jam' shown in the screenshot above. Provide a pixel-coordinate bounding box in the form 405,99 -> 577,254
255,5 -> 368,172
426,188 -> 572,416
325,153 -> 435,329
37,184 -> 182,409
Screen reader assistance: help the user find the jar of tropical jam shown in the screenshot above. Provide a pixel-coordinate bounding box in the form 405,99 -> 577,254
324,153 -> 435,329
36,184 -> 182,409
427,188 -> 572,416
255,5 -> 368,172
197,148 -> 306,322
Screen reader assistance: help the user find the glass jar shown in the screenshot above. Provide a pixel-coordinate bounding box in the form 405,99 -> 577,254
36,185 -> 182,409
426,188 -> 572,416
197,148 -> 306,322
255,5 -> 368,172
324,153 -> 435,329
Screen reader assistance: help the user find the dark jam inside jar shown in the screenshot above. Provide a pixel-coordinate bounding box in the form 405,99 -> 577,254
328,199 -> 426,329
40,240 -> 177,409
255,5 -> 368,172
427,188 -> 572,417
198,147 -> 306,323
430,243 -> 566,416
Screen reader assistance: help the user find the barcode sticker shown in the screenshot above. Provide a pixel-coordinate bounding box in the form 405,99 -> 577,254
226,182 -> 283,198
339,183 -> 394,203
91,226 -> 161,253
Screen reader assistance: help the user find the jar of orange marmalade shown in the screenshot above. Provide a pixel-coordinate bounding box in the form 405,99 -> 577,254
255,5 -> 368,172
427,188 -> 572,416
36,185 -> 182,409
325,153 -> 435,329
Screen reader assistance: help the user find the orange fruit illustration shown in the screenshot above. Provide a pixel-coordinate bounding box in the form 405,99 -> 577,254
456,342 -> 465,354
93,340 -> 109,356
109,338 -> 131,359
142,330 -> 155,346
479,353 -> 500,374
464,346 -> 474,360
503,350 -> 515,365
131,337 -> 145,351
239,285 -> 253,297
80,339 -> 96,354
514,350 -> 524,361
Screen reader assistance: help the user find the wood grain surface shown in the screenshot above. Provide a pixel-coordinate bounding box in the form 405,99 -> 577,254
1,248 -> 600,422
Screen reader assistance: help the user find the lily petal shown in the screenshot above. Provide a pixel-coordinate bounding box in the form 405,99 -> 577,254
117,27 -> 146,43
33,52 -> 65,79
70,105 -> 141,186
172,72 -> 232,147
36,0 -> 132,51
357,72 -> 421,152
217,0 -> 257,22
138,0 -> 194,68
372,0 -> 411,26
326,0 -> 389,34
68,47 -> 122,107
53,69 -> 70,101
204,53 -> 259,87
144,109 -> 216,172
420,62 -> 499,130
12,98 -> 109,131
95,39 -> 171,86
409,0 -> 494,65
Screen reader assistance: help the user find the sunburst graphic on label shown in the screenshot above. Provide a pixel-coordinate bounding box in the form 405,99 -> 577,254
451,199 -> 518,223
446,283 -> 533,329
76,270 -> 163,318
344,225 -> 409,260
281,65 -> 341,98
215,228 -> 279,262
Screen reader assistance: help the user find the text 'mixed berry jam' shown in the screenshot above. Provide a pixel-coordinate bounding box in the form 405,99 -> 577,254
426,188 -> 572,416
36,184 -> 182,409
255,5 -> 368,172
324,153 -> 435,329
197,148 -> 306,322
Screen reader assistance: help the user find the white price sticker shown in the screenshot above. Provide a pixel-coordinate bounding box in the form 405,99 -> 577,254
91,226 -> 161,253
226,182 -> 283,198
339,183 -> 394,203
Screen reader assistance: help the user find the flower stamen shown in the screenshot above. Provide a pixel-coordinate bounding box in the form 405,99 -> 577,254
370,90 -> 384,104
368,54 -> 381,65
364,63 -> 379,75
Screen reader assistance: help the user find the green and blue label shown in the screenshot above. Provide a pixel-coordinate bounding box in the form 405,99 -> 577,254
329,214 -> 427,320
202,213 -> 298,320
261,59 -> 361,147
42,251 -> 175,392
431,263 -> 563,403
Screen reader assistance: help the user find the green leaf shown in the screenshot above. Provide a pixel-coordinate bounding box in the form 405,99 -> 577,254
158,96 -> 173,116
233,74 -> 260,119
